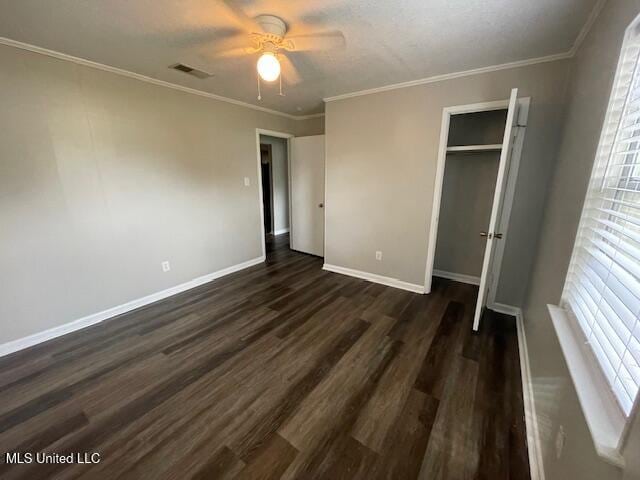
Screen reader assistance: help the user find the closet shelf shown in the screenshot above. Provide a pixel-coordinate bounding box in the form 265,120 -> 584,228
446,144 -> 502,153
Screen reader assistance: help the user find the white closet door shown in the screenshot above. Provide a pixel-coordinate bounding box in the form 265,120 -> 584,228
473,88 -> 519,331
290,135 -> 325,256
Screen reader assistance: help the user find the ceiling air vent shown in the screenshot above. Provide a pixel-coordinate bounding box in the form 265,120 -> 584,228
169,63 -> 212,79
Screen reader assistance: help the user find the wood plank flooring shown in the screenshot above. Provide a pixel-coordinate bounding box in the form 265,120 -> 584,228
0,234 -> 530,479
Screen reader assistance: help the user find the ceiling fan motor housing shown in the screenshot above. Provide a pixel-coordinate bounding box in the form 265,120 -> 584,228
255,15 -> 287,41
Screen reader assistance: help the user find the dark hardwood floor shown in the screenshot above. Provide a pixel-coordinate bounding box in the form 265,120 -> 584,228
0,234 -> 530,479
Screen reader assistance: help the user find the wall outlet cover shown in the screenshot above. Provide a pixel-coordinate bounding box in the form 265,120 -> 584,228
161,261 -> 171,272
375,251 -> 382,261
244,177 -> 251,186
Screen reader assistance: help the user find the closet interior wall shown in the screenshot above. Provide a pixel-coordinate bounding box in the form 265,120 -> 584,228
433,109 -> 507,282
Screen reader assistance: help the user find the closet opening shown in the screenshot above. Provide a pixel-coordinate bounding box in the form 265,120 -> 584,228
256,129 -> 294,258
433,109 -> 507,288
424,91 -> 530,330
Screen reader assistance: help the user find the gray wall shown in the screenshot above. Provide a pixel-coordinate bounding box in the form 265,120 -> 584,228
325,60 -> 570,304
295,116 -> 325,137
522,1 -> 640,479
260,135 -> 289,233
434,152 -> 499,278
0,43 -> 320,346
447,109 -> 508,146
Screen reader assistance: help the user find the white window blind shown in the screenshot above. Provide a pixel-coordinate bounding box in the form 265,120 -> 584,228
562,30 -> 640,416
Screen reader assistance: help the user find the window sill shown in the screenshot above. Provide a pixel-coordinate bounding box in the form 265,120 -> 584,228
547,304 -> 626,469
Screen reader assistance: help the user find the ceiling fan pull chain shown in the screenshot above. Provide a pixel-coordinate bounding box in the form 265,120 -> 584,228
279,72 -> 284,96
257,73 -> 262,101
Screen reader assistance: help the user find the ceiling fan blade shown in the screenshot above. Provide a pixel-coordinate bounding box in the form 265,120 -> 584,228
280,54 -> 302,85
283,31 -> 345,52
182,45 -> 257,74
164,27 -> 243,48
219,0 -> 262,33
208,45 -> 260,59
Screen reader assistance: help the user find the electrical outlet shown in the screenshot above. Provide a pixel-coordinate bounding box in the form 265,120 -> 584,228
244,177 -> 251,186
375,251 -> 382,261
555,425 -> 566,459
161,261 -> 171,272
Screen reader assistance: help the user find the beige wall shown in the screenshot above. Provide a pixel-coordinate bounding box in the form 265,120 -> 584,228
434,152 -> 499,278
523,1 -> 640,479
0,44 -> 321,346
325,60 -> 570,303
260,135 -> 289,233
295,115 -> 325,137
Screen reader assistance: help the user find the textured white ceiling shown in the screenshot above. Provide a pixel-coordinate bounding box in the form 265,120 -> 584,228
0,0 -> 598,116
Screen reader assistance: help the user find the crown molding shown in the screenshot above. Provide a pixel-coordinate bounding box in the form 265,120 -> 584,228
569,0 -> 608,56
0,36 -> 324,121
323,1 -> 607,103
295,112 -> 325,120
323,51 -> 572,102
1,1 -> 605,117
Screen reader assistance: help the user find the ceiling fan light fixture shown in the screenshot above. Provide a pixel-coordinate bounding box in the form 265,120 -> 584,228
257,52 -> 281,82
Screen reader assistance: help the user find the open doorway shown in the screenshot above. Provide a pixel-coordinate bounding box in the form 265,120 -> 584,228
255,129 -> 326,260
259,133 -> 291,253
425,91 -> 530,331
260,144 -> 274,235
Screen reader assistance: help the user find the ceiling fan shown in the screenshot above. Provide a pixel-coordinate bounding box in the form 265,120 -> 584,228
198,1 -> 345,99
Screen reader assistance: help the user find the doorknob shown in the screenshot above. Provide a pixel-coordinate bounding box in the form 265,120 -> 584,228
318,203 -> 324,208
480,232 -> 502,239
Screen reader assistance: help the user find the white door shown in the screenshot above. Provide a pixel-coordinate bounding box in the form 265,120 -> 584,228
473,88 -> 520,330
290,135 -> 325,256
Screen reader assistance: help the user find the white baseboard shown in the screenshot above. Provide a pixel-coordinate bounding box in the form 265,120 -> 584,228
322,263 -> 425,294
432,269 -> 480,286
273,228 -> 290,235
0,255 -> 266,358
515,309 -> 546,480
488,302 -> 522,317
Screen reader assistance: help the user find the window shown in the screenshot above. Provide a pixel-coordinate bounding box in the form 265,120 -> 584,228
562,20 -> 640,418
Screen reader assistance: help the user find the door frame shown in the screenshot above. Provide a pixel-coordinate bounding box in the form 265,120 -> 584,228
423,98 -> 530,310
255,128 -> 294,259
